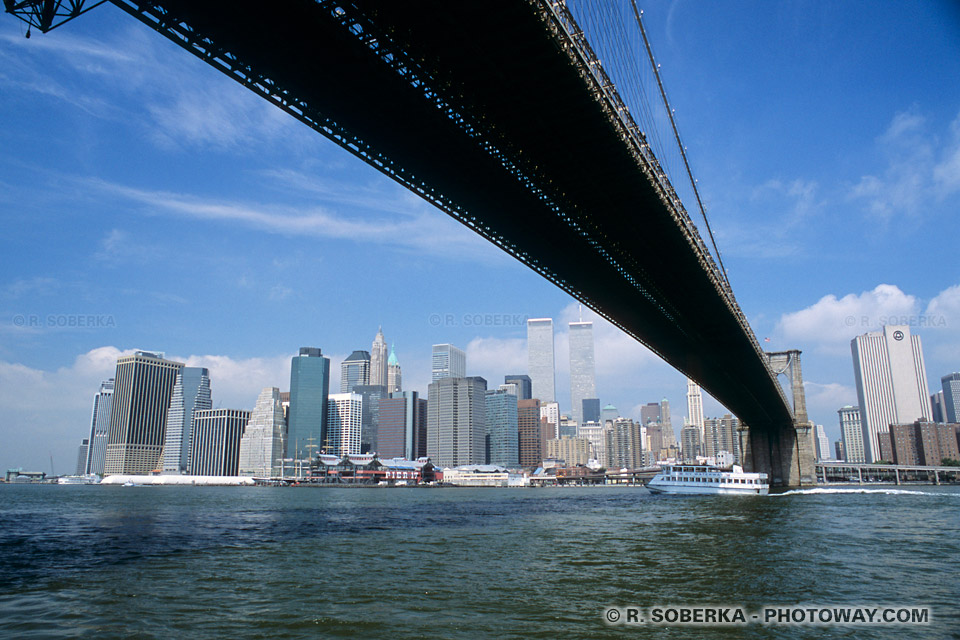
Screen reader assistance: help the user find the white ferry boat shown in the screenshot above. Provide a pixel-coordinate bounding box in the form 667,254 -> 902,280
647,464 -> 768,495
57,474 -> 100,485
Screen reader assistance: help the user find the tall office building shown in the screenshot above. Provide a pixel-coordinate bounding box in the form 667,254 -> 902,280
680,423 -> 701,462
941,373 -> 960,423
379,391 -> 427,460
640,402 -> 660,427
931,391 -> 945,423
504,374 -> 532,401
568,321 -> 596,425
161,367 -> 212,474
340,350 -> 371,392
387,344 -> 402,393
577,421 -> 605,463
851,325 -> 931,462
485,389 -> 520,467
814,424 -> 831,461
190,408 -> 251,476
835,440 -> 845,461
604,418 -> 643,470
239,387 -> 286,477
518,398 -> 542,467
84,378 -> 114,475
703,415 -> 741,463
601,404 -> 619,426
660,398 -> 676,449
327,393 -> 363,456
838,405 -> 865,463
526,318 -> 555,402
288,347 -> 330,462
104,351 -> 184,475
431,344 -> 466,382
75,439 -> 89,476
369,327 -> 389,388
581,398 -> 600,423
353,384 -> 386,454
686,378 -> 704,441
427,376 -> 487,467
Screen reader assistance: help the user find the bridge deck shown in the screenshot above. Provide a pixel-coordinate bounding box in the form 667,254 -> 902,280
107,0 -> 793,430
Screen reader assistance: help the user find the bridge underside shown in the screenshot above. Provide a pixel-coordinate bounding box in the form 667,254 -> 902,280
102,1 -> 803,477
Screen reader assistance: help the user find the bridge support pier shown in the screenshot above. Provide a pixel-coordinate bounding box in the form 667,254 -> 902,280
739,422 -> 816,487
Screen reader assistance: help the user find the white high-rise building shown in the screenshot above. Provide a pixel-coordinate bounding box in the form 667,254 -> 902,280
814,424 -> 831,461
161,367 -> 212,474
431,344 -> 466,382
851,325 -> 931,463
838,405 -> 864,463
577,421 -> 605,464
527,318 -> 555,402
369,326 -> 389,388
84,378 -> 114,475
328,393 -> 363,456
686,378 -> 704,442
540,401 -> 560,440
568,321 -> 596,425
239,387 -> 286,477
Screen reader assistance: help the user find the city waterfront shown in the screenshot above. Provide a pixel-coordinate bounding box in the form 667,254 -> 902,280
1,484 -> 957,638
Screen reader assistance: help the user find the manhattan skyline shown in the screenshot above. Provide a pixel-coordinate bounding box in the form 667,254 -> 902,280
2,2 -> 960,472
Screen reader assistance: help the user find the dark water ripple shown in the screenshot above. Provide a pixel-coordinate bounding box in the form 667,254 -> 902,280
1,484 -> 958,639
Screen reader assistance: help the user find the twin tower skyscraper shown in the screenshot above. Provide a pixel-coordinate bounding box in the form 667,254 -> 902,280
527,315 -> 597,425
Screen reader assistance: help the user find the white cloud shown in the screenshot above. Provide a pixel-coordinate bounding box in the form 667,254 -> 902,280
777,284 -> 919,351
848,109 -> 960,220
465,336 -> 527,385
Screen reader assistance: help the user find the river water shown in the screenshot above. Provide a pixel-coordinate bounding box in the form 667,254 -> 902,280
1,484 -> 957,638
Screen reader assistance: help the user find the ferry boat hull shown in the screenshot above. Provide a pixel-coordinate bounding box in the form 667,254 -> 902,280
646,464 -> 769,496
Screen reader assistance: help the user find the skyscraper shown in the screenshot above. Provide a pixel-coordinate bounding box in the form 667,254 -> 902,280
190,408 -> 251,476
239,387 -> 286,477
568,320 -> 596,425
485,389 -> 520,467
686,378 -> 704,441
517,398 -> 542,468
75,439 -> 89,476
941,373 -> 960,423
600,404 -> 619,426
353,384 -> 386,454
327,393 -> 363,456
369,327 -> 389,388
852,325 -> 931,462
604,418 -> 643,470
161,367 -> 212,474
660,398 -> 676,449
379,391 -> 427,460
427,376 -> 487,467
640,402 -> 660,427
288,347 -> 330,462
340,350 -> 371,392
431,344 -> 466,382
814,424 -> 831,461
838,405 -> 864,463
84,378 -> 114,475
104,351 -> 184,475
387,344 -> 402,393
581,398 -> 600,423
931,391 -> 945,423
504,374 -> 532,400
526,318 -> 555,402
680,423 -> 701,462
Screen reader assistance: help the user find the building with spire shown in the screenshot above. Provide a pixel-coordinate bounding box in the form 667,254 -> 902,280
686,378 -> 704,442
387,344 -> 402,393
369,327 -> 389,388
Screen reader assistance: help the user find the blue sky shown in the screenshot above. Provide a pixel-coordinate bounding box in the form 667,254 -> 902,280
1,1 -> 959,472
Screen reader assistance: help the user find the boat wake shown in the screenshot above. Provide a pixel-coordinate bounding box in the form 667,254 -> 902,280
771,487 -> 951,497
